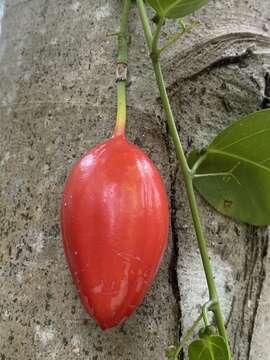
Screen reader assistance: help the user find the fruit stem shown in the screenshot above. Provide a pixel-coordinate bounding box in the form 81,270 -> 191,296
114,0 -> 131,137
136,2 -> 231,358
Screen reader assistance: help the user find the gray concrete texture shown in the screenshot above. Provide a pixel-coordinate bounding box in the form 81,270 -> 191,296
0,0 -> 270,359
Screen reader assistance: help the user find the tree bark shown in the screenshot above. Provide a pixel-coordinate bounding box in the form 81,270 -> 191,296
0,0 -> 270,359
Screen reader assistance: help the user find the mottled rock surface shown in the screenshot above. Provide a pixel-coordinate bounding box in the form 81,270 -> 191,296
0,0 -> 270,359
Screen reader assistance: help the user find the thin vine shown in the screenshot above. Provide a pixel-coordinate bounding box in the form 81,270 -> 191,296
113,0 -> 270,359
136,0 -> 231,358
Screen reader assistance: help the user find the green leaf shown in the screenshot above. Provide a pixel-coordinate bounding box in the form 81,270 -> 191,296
147,0 -> 208,19
188,335 -> 229,360
165,345 -> 178,358
188,109 -> 270,225
199,326 -> 216,339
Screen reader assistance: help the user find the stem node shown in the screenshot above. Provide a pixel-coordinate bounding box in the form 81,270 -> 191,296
116,62 -> 128,82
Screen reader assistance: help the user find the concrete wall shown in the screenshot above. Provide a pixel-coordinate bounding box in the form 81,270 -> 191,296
1,0 -> 270,359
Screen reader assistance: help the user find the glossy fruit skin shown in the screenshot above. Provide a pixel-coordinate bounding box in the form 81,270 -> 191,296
61,134 -> 169,330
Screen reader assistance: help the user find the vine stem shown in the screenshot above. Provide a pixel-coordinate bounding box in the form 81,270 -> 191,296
174,313 -> 203,359
136,1 -> 231,358
114,0 -> 132,137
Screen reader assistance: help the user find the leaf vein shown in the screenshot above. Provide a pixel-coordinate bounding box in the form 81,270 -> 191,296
208,149 -> 270,174
216,127 -> 270,151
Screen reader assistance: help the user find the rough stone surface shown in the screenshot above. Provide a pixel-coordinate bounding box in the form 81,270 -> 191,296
0,0 -> 270,359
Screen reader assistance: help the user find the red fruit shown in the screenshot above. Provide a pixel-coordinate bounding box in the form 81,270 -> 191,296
61,134 -> 169,330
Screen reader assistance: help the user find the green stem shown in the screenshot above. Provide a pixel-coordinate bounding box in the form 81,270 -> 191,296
137,0 -> 153,48
191,152 -> 207,175
151,16 -> 164,55
159,19 -> 186,54
159,20 -> 200,54
202,300 -> 217,327
117,0 -> 131,64
114,0 -> 131,137
136,1 -> 231,357
174,313 -> 203,359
